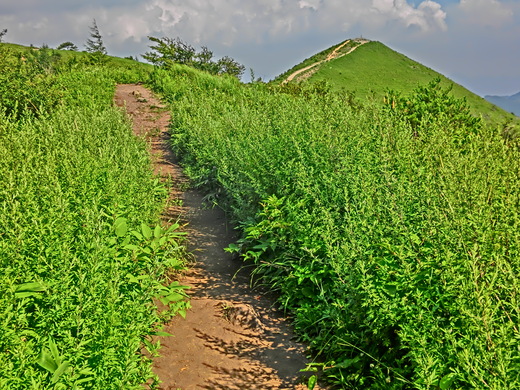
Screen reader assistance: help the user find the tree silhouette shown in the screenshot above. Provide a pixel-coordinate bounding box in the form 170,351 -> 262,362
0,29 -> 7,43
85,19 -> 106,54
57,41 -> 78,51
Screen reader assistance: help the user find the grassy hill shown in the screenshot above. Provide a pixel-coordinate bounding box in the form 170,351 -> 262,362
3,39 -> 520,389
276,40 -> 519,128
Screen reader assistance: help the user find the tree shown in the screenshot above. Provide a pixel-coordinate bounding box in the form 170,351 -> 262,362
195,46 -> 219,74
143,36 -> 245,79
142,36 -> 195,66
0,28 -> 7,43
217,56 -> 246,78
57,41 -> 78,51
85,19 -> 106,54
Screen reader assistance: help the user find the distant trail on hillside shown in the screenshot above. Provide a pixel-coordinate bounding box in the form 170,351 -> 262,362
283,38 -> 369,84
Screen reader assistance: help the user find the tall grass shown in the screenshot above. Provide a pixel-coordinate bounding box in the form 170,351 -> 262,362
150,65 -> 520,389
0,50 -> 188,389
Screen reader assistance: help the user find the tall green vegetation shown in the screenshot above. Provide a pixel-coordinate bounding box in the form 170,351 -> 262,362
0,46 -> 188,388
150,64 -> 520,389
143,36 -> 245,78
277,40 -> 519,131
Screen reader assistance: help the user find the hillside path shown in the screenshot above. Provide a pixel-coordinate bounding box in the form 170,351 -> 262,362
283,38 -> 369,84
114,84 -> 323,390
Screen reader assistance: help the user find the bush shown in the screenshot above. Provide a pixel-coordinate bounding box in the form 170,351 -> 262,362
150,69 -> 520,389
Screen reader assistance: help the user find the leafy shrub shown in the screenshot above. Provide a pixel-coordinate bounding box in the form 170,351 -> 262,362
150,68 -> 520,389
0,62 -> 187,388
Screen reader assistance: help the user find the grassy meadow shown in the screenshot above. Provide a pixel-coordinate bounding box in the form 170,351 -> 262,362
0,45 -> 188,389
150,64 -> 520,389
2,38 -> 520,390
276,41 -> 519,130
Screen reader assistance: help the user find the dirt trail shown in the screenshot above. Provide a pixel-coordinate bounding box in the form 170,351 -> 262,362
283,38 -> 369,84
114,85 -> 323,390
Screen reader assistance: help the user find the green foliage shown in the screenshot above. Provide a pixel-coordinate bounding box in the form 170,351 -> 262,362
0,55 -> 187,388
149,66 -> 520,389
279,40 -> 519,130
0,46 -> 64,118
143,36 -> 245,79
85,19 -> 108,65
57,41 -> 78,51
384,78 -> 482,139
85,19 -> 107,55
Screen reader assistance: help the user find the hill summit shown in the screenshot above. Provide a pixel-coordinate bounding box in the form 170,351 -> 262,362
275,39 -> 519,128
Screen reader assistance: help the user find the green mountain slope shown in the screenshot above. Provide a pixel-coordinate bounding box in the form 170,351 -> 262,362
277,40 -> 518,128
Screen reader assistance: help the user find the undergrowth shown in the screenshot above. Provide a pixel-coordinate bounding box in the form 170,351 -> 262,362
150,65 -> 520,389
0,46 -> 189,389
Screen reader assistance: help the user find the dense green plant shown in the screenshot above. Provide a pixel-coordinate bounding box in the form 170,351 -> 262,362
143,36 -> 245,78
150,65 -> 520,389
0,58 -> 187,388
384,78 -> 482,139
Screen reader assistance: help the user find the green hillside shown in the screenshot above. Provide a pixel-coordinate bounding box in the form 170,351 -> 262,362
3,39 -> 520,389
278,40 -> 518,128
0,43 -> 188,389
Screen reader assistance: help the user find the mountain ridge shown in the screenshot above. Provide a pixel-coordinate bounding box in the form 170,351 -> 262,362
276,39 -> 519,128
485,91 -> 520,116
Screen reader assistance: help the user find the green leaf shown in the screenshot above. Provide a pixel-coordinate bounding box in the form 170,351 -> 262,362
141,223 -> 152,240
439,373 -> 457,390
225,243 -> 240,253
153,331 -> 174,337
37,350 -> 58,373
48,338 -> 61,364
307,375 -> 317,390
154,224 -> 162,238
126,274 -> 140,284
15,282 -> 47,292
159,293 -> 185,305
51,361 -> 71,383
15,281 -> 47,297
115,217 -> 128,237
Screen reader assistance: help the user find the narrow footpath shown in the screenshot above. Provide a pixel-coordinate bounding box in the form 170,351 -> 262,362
114,84 -> 323,390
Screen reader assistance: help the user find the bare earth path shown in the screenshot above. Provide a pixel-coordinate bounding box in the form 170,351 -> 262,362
114,85 -> 323,390
283,38 -> 369,84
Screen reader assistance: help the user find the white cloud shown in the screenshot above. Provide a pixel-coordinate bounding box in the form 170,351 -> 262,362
371,0 -> 447,32
98,0 -> 448,48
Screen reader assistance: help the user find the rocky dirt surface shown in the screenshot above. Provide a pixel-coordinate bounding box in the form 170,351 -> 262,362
114,84 -> 324,390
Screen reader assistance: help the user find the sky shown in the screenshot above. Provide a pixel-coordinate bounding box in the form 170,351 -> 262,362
1,0 -> 519,97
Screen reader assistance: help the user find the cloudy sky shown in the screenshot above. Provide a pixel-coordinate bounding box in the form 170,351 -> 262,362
1,0 -> 519,96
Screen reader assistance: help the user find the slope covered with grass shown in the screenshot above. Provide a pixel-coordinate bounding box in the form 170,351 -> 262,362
150,64 -> 520,389
0,44 -> 188,389
278,40 -> 518,129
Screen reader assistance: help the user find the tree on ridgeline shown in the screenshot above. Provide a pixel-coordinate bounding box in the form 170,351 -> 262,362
85,19 -> 106,54
217,56 -> 245,79
57,41 -> 78,51
195,46 -> 220,74
143,36 -> 245,79
0,28 -> 7,43
85,19 -> 107,65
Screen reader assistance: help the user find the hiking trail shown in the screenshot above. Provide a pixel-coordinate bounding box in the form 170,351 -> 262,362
283,38 -> 369,84
114,84 -> 325,390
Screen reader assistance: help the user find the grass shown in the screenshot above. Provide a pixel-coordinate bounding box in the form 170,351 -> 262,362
0,46 -> 188,389
3,37 -> 520,389
150,64 -> 520,389
279,41 -> 519,129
